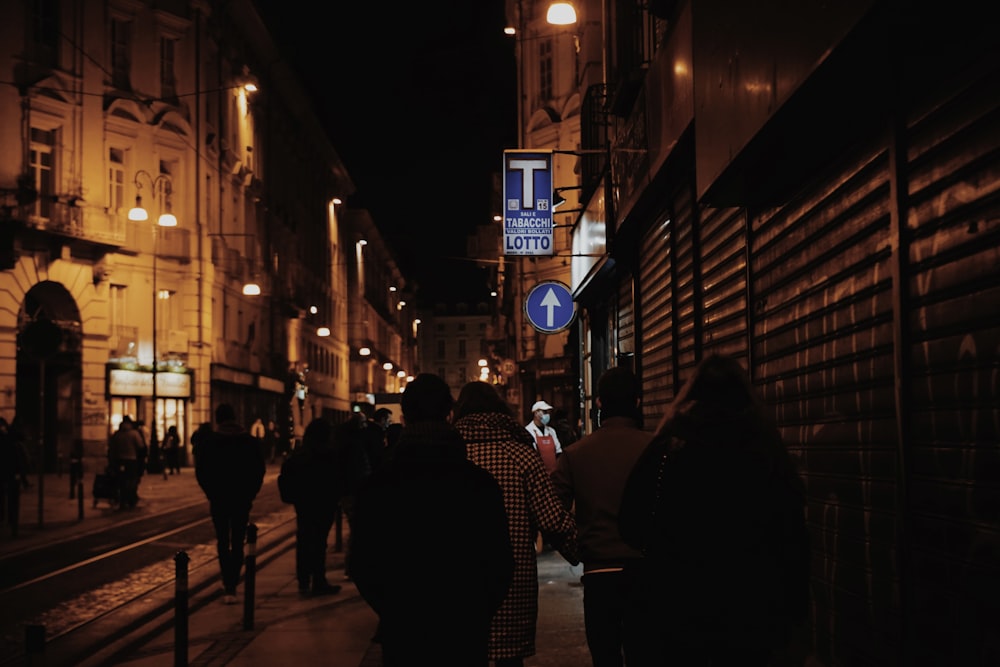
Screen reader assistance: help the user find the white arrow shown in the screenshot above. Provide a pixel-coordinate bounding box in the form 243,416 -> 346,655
540,287 -> 562,328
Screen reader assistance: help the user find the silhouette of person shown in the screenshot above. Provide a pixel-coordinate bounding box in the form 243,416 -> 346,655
163,425 -> 182,475
350,373 -> 514,666
454,381 -> 578,667
0,416 -> 29,536
618,354 -> 810,665
194,403 -> 266,604
550,367 -> 655,666
108,416 -> 144,509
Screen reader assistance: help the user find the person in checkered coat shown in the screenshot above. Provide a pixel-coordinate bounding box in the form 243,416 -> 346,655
454,381 -> 579,667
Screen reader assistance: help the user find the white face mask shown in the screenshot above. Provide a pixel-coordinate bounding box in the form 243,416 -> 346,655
540,413 -> 551,426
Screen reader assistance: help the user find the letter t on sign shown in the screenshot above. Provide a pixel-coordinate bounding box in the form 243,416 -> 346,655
508,158 -> 548,210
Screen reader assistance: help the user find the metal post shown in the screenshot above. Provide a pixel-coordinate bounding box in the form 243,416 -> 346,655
334,506 -> 343,552
243,523 -> 257,630
174,551 -> 189,667
151,226 -> 158,475
36,359 -> 44,528
76,483 -> 83,521
25,624 -> 44,667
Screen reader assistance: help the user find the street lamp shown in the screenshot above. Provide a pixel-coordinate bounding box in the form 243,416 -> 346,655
128,170 -> 178,460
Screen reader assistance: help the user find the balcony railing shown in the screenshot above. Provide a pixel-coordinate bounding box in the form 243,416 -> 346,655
16,199 -> 128,246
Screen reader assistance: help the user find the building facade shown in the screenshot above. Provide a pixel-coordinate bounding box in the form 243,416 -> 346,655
0,0 -> 414,472
509,0 -> 1000,664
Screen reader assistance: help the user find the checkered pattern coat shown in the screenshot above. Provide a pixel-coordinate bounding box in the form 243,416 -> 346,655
455,411 -> 579,660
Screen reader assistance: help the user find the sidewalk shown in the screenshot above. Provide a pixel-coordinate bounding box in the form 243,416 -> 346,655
1,466 -> 207,557
103,544 -> 588,667
3,468 -> 589,667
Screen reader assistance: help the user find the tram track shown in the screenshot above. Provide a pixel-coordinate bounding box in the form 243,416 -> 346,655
0,495 -> 298,667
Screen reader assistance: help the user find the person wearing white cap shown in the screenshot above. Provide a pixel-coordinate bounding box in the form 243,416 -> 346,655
525,399 -> 562,474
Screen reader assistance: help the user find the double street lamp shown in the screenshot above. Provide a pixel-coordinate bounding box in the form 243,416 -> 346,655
128,170 -> 177,457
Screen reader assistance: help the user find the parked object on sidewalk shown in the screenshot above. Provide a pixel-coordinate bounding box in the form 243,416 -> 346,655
454,381 -> 579,665
350,373 -> 514,666
92,468 -> 119,508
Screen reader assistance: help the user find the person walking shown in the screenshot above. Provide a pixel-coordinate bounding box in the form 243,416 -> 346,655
163,425 -> 182,475
349,373 -> 515,666
263,419 -> 279,465
281,417 -> 343,597
250,416 -> 266,459
454,380 -> 579,667
108,416 -> 144,509
334,402 -> 375,573
618,354 -> 811,665
550,366 -> 655,667
0,416 -> 30,537
525,399 -> 563,473
194,403 -> 266,605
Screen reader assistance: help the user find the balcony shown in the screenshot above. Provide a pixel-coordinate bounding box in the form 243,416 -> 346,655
1,193 -> 128,252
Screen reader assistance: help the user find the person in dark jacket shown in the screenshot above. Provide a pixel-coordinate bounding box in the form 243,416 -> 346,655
550,366 -> 654,667
618,354 -> 810,666
194,403 -> 266,604
349,373 -> 515,667
285,417 -> 343,596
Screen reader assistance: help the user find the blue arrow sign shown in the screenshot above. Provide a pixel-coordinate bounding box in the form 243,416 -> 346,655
525,281 -> 576,333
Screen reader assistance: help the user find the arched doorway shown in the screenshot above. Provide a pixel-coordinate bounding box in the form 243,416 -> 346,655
16,281 -> 83,474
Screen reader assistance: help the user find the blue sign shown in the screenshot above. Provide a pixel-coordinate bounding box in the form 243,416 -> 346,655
525,281 -> 576,333
503,150 -> 554,256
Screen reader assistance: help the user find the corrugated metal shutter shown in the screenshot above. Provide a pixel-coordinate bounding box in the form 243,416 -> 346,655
699,205 -> 749,362
899,65 -> 1000,665
671,183 -> 700,380
751,142 -> 898,666
638,208 -> 674,423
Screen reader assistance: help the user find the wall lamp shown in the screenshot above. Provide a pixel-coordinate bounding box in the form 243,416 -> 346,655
359,346 -> 371,356
317,326 -> 331,337
128,170 -> 177,226
505,1 -> 579,34
546,2 -> 578,25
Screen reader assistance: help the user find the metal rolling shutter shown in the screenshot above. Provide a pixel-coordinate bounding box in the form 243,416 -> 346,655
699,205 -> 749,362
751,143 -> 898,666
670,183 -> 700,380
638,209 -> 674,423
898,65 -> 1000,665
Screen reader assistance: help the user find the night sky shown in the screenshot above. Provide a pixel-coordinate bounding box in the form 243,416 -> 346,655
254,1 -> 518,306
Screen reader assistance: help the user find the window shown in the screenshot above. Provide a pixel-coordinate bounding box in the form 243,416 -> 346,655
110,19 -> 131,90
160,37 -> 177,102
436,339 -> 446,358
157,160 -> 174,217
539,39 -> 553,101
108,148 -> 125,215
30,0 -> 59,66
458,339 -> 467,359
30,127 -> 55,219
457,323 -> 466,332
110,283 -> 127,331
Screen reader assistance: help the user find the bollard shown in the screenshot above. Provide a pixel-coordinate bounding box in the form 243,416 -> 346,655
76,483 -> 84,521
243,523 -> 257,631
174,551 -> 189,667
334,506 -> 343,552
25,624 -> 45,667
